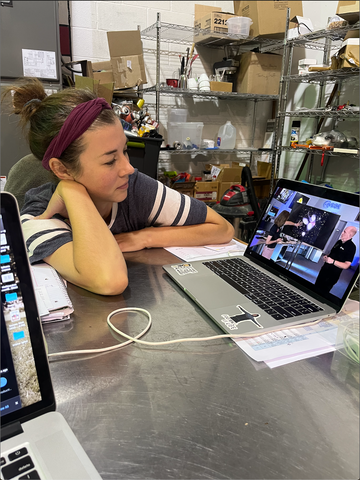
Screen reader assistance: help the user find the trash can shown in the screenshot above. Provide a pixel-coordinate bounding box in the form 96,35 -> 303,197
126,134 -> 163,179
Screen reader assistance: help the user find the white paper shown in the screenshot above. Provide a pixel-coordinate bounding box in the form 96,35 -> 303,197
233,299 -> 359,369
31,263 -> 73,322
22,49 -> 57,79
164,239 -> 247,262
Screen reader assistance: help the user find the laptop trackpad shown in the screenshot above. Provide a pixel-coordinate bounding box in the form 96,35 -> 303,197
182,276 -> 242,308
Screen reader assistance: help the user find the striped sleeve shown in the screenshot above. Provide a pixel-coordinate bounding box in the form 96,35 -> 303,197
21,214 -> 72,264
146,182 -> 207,227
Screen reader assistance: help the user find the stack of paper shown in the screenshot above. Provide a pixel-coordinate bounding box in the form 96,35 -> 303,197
165,239 -> 247,262
31,263 -> 73,323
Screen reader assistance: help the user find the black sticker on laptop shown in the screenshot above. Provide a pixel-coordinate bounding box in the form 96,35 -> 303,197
221,305 -> 263,330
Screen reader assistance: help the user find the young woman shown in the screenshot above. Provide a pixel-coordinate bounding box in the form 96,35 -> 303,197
262,210 -> 302,260
2,78 -> 234,295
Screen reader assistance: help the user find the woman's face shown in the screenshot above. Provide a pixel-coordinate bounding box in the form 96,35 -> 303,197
74,120 -> 134,211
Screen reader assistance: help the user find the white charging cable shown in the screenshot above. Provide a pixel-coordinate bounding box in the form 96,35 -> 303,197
48,307 -> 323,358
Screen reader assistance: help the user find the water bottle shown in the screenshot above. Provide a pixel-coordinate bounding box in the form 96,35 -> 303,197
217,121 -> 236,149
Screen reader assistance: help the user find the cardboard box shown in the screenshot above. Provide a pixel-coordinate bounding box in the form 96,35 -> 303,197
194,5 -> 235,32
171,181 -> 195,198
233,1 -> 303,38
217,167 -> 244,183
338,39 -> 360,68
236,52 -> 282,95
74,75 -> 114,105
107,31 -> 147,89
86,60 -> 114,83
216,167 -> 244,201
194,5 -> 236,46
194,181 -> 219,202
209,81 -> 233,92
336,1 -> 360,23
252,177 -> 271,199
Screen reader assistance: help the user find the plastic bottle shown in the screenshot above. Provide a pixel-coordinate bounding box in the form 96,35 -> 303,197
217,121 -> 236,149
290,121 -> 301,144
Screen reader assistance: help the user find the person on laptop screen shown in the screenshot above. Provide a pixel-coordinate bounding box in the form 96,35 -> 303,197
314,226 -> 357,294
2,79 -> 234,296
261,210 -> 302,260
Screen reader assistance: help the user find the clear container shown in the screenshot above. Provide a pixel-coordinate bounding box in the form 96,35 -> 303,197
167,108 -> 188,124
335,317 -> 359,364
217,121 -> 236,150
227,17 -> 252,36
167,122 -> 204,149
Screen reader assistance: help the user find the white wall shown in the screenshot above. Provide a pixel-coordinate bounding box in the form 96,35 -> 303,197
60,1 -> 359,191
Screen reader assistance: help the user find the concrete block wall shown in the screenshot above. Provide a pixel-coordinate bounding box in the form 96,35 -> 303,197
59,1 -> 359,191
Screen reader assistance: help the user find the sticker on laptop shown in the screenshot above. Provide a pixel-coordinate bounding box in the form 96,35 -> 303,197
221,305 -> 263,331
171,263 -> 198,275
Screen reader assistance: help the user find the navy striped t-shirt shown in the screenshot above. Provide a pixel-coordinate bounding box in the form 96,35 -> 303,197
20,170 -> 207,264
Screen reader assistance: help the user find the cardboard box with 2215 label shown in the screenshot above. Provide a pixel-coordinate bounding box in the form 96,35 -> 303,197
107,31 -> 147,89
233,1 -> 303,38
194,4 -> 236,46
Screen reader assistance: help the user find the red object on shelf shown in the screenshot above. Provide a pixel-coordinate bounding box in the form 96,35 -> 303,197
166,79 -> 178,87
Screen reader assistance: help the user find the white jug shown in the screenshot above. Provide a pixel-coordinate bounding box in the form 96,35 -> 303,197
217,121 -> 236,149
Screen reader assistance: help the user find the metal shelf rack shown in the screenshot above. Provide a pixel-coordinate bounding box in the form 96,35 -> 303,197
283,68 -> 359,84
142,86 -> 278,102
272,12 -> 359,187
159,147 -> 261,155
141,13 -> 281,179
281,146 -> 359,159
278,109 -> 359,119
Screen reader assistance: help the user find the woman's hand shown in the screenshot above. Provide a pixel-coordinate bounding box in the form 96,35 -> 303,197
35,180 -> 84,220
115,229 -> 149,252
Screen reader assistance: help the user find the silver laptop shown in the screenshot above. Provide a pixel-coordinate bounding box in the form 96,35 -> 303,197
1,192 -> 102,480
163,179 -> 359,335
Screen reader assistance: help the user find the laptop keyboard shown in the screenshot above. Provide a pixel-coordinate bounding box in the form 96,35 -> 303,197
1,445 -> 42,480
203,258 -> 323,321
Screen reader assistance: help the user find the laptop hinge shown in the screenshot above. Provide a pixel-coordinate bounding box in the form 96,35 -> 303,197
1,421 -> 24,442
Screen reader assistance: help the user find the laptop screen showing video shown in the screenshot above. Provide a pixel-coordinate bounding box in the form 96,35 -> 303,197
1,194 -> 55,429
1,212 -> 43,419
246,181 -> 359,309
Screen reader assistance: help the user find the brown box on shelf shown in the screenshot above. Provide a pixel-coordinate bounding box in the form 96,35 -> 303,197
217,167 -> 244,183
209,81 -> 233,92
336,1 -> 360,23
216,167 -> 244,201
252,176 -> 271,199
337,39 -> 360,68
171,181 -> 195,198
194,4 -> 236,46
75,74 -> 114,105
236,52 -> 282,95
233,1 -> 303,38
194,181 -> 219,202
107,31 -> 147,89
194,5 -> 235,32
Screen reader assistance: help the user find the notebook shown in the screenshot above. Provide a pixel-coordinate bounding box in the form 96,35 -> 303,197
163,179 -> 359,336
1,192 -> 102,480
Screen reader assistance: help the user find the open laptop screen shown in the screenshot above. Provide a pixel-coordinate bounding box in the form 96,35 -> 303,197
1,193 -> 55,432
246,180 -> 359,311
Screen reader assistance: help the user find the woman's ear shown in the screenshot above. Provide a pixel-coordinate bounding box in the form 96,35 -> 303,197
49,158 -> 74,180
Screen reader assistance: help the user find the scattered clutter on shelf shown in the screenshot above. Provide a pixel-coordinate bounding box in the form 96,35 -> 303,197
112,98 -> 160,138
327,14 -> 348,30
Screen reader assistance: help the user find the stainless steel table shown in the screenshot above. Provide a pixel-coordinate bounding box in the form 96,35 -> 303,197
44,248 -> 359,480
